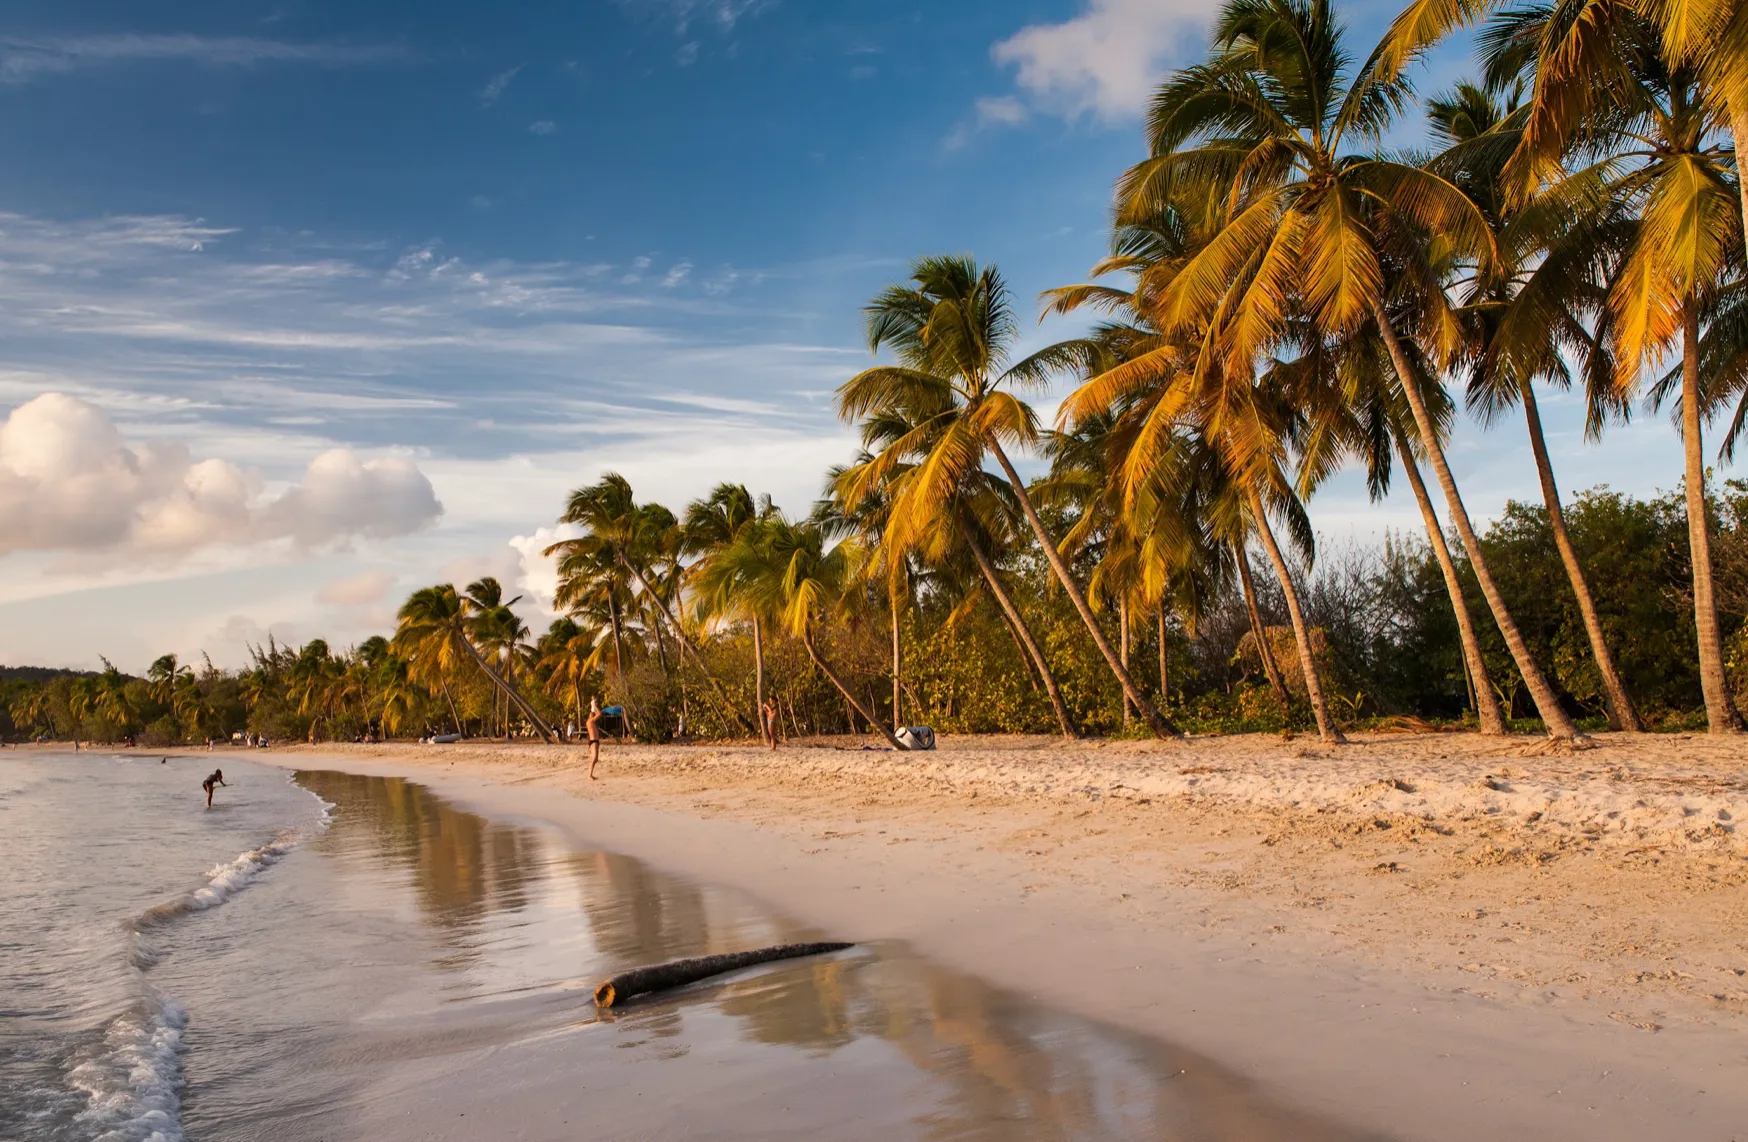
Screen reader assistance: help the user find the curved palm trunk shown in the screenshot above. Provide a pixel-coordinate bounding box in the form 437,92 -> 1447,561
890,597 -> 902,732
752,616 -> 768,745
459,638 -> 555,742
621,559 -> 754,734
1394,434 -> 1509,735
1247,489 -> 1345,743
1119,599 -> 1134,726
439,677 -> 463,736
1681,307 -> 1744,733
1373,303 -> 1579,740
801,629 -> 907,750
958,515 -> 1078,739
1520,381 -> 1641,731
1156,601 -> 1170,704
989,442 -> 1183,740
1235,545 -> 1290,703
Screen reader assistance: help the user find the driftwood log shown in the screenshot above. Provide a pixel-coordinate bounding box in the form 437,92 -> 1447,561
593,942 -> 853,1008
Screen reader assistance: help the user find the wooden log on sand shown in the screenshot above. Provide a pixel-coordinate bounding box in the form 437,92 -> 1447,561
593,942 -> 853,1008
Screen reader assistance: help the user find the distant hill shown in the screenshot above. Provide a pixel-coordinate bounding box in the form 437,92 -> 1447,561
0,666 -> 94,683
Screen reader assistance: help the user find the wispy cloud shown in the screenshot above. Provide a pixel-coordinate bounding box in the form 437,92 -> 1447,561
526,118 -> 556,135
480,64 -> 520,104
0,33 -> 416,84
623,0 -> 776,35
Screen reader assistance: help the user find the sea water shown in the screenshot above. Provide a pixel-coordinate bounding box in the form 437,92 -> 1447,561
0,752 -> 1377,1141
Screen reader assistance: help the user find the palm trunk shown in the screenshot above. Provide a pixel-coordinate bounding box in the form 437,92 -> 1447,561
1519,380 -> 1641,731
802,629 -> 907,750
1394,433 -> 1508,734
460,638 -> 555,742
752,616 -> 768,744
958,514 -> 1078,739
1247,488 -> 1345,743
1156,601 -> 1170,704
440,677 -> 462,735
1236,542 -> 1290,703
890,594 -> 903,732
989,441 -> 1182,739
1119,599 -> 1134,726
1681,306 -> 1743,732
621,559 -> 754,734
1373,302 -> 1579,739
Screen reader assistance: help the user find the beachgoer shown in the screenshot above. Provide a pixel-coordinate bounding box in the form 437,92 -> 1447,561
763,698 -> 780,751
586,698 -> 603,780
202,768 -> 227,807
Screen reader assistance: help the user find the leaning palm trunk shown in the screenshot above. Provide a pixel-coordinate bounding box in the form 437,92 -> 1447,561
1246,490 -> 1345,743
1235,543 -> 1290,704
890,597 -> 902,732
989,442 -> 1183,739
1373,305 -> 1580,740
800,629 -> 907,750
752,616 -> 768,744
621,560 -> 754,735
439,677 -> 463,735
1680,308 -> 1744,733
958,515 -> 1078,739
1393,436 -> 1508,735
459,638 -> 554,742
1519,381 -> 1641,731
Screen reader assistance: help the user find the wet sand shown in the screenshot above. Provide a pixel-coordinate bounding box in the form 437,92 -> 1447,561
242,732 -> 1747,1139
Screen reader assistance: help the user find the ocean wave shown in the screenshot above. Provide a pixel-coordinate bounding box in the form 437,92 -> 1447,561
65,992 -> 188,1142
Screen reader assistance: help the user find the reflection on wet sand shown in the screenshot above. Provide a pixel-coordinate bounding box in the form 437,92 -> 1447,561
295,770 -> 1385,1141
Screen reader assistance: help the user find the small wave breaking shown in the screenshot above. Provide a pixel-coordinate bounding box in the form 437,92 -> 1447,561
79,780 -> 336,1142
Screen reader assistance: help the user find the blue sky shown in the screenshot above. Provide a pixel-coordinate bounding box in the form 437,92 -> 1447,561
0,0 -> 1721,671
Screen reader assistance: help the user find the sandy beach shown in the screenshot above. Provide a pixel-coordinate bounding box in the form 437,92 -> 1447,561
228,729 -> 1748,1141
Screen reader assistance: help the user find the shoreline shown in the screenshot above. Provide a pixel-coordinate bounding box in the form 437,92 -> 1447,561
30,731 -> 1748,1140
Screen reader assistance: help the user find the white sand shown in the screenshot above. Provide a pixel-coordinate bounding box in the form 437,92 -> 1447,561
243,731 -> 1748,1141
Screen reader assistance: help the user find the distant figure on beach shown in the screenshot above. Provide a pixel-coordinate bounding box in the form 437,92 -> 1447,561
763,698 -> 780,750
586,698 -> 603,780
202,769 -> 227,807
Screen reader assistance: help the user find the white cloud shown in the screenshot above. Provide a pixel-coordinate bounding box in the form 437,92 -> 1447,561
990,0 -> 1216,121
508,524 -> 581,611
661,260 -> 693,288
480,65 -> 520,104
0,393 -> 442,563
626,0 -> 773,35
0,33 -> 415,84
316,569 -> 396,606
527,118 -> 556,135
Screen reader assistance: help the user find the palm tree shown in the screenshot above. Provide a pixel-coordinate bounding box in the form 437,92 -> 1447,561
813,465 -> 913,734
684,483 -> 774,738
395,583 -> 555,742
720,514 -> 907,750
1421,80 -> 1643,730
837,255 -> 1183,739
1112,0 -> 1581,739
537,617 -> 596,736
550,475 -> 752,734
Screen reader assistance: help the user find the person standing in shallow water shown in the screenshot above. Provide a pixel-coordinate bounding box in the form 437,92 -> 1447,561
585,699 -> 603,781
763,698 -> 780,751
202,769 -> 227,807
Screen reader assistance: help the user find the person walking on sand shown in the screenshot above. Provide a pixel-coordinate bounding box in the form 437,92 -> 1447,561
586,698 -> 604,780
763,698 -> 780,751
202,768 -> 228,808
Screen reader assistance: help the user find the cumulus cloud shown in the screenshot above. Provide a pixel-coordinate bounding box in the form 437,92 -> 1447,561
0,393 -> 442,563
991,0 -> 1216,121
508,524 -> 582,611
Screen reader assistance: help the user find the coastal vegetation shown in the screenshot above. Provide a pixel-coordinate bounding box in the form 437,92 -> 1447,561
6,0 -> 1748,746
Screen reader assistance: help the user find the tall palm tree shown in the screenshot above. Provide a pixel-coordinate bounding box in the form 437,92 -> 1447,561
837,255 -> 1183,738
719,514 -> 907,750
550,475 -> 752,734
813,464 -> 913,733
395,583 -> 556,742
537,617 -> 596,735
1423,80 -> 1643,730
684,483 -> 772,735
1113,0 -> 1581,739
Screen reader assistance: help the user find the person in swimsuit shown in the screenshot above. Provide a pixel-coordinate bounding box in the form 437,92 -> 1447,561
586,698 -> 603,780
202,769 -> 227,807
763,697 -> 780,751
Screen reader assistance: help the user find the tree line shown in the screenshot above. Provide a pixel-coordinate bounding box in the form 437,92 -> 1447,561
7,0 -> 1748,746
